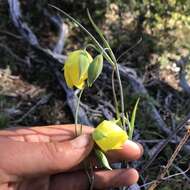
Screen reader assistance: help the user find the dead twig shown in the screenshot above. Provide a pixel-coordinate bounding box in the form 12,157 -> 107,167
0,43 -> 26,64
14,93 -> 52,124
148,140 -> 166,158
173,164 -> 190,182
142,112 -> 190,172
148,124 -> 190,190
140,166 -> 190,188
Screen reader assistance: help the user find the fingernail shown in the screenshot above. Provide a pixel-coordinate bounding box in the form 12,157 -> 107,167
135,142 -> 144,156
124,140 -> 144,156
71,134 -> 91,149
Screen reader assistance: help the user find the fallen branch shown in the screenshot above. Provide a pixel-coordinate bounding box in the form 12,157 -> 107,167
8,0 -> 92,126
43,9 -> 68,55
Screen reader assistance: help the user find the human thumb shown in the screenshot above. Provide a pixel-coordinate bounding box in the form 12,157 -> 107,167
0,134 -> 93,179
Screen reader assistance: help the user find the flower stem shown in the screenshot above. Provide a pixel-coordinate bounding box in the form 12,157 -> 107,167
112,69 -> 120,119
75,89 -> 84,136
107,48 -> 125,127
115,63 -> 125,128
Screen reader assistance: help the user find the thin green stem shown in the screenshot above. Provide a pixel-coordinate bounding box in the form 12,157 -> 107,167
87,9 -> 117,64
89,163 -> 95,190
88,8 -> 125,126
111,69 -> 120,119
84,160 -> 94,190
84,43 -> 99,52
50,4 -> 125,128
116,37 -> 142,62
75,89 -> 84,136
115,63 -> 125,128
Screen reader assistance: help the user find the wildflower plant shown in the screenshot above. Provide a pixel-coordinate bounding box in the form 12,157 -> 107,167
50,4 -> 139,174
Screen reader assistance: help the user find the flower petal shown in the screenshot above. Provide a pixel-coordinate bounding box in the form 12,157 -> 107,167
64,50 -> 93,89
92,120 -> 128,152
64,63 -> 73,88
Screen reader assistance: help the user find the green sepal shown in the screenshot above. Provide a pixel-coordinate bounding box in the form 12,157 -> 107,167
92,130 -> 107,141
128,98 -> 140,140
87,54 -> 103,87
95,149 -> 112,170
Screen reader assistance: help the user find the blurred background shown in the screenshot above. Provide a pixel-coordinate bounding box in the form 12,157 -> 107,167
1,0 -> 190,189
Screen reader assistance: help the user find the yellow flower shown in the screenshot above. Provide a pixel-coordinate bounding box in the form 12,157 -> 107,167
92,120 -> 128,152
64,50 -> 93,89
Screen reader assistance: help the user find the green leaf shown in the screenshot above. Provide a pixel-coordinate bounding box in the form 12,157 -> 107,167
87,54 -> 103,87
129,98 -> 140,140
79,51 -> 90,80
92,130 -> 107,141
95,149 -> 112,170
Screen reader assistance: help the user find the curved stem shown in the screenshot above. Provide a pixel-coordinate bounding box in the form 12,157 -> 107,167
84,43 -> 99,52
116,37 -> 142,62
49,5 -> 115,66
75,89 -> 84,136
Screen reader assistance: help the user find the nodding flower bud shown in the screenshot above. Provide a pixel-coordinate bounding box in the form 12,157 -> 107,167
87,54 -> 103,87
64,50 -> 93,89
92,120 -> 128,152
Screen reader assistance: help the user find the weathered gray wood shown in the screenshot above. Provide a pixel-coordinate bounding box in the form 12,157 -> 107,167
8,0 -> 92,126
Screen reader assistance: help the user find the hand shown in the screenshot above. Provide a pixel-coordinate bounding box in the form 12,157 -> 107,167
0,124 -> 143,190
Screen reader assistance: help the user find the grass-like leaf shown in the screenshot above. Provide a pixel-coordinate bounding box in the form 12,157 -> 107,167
128,98 -> 140,140
87,9 -> 117,64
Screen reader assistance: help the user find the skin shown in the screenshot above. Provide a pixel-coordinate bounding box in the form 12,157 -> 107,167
0,124 -> 143,190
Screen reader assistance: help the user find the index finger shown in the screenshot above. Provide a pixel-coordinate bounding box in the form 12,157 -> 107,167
0,124 -> 93,142
0,125 -> 143,162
